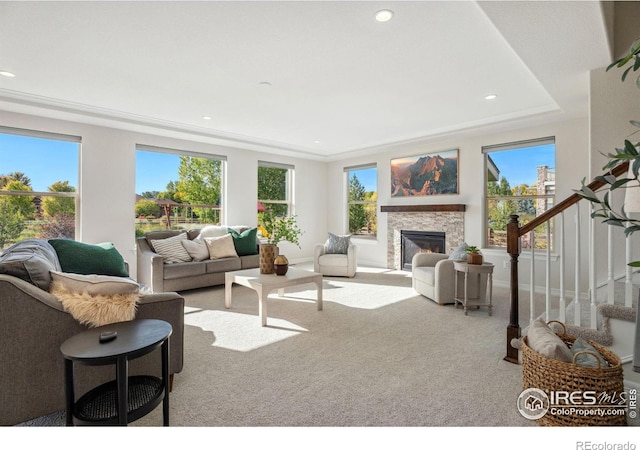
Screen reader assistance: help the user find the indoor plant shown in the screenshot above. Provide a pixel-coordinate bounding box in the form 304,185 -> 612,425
466,245 -> 483,265
259,210 -> 303,274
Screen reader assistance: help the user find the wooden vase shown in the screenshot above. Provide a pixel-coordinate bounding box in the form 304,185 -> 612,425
260,244 -> 278,274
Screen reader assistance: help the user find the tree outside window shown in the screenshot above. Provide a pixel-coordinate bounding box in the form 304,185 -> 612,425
0,131 -> 79,250
135,148 -> 224,235
484,139 -> 555,249
257,163 -> 292,234
347,166 -> 377,238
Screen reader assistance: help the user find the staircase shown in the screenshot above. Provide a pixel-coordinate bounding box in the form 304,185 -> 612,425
504,161 -> 639,388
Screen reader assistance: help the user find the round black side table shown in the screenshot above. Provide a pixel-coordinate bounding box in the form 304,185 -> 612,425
60,319 -> 172,426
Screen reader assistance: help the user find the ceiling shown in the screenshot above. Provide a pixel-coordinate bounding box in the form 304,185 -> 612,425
0,1 -> 612,160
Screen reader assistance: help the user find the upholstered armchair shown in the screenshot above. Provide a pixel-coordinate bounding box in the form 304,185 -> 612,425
411,253 -> 479,305
313,237 -> 357,278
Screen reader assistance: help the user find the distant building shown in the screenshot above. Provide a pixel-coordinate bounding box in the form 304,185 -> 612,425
536,165 -> 555,216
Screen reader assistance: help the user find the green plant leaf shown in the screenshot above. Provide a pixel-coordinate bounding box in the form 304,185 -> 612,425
628,261 -> 640,267
625,140 -> 639,155
611,178 -> 632,190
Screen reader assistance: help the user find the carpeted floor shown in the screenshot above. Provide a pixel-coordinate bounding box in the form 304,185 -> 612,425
17,263 -> 638,435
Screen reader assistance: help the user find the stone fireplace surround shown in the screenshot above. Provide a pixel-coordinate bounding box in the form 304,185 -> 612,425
382,204 -> 465,270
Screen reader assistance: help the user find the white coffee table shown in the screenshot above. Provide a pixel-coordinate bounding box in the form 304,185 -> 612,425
225,267 -> 323,326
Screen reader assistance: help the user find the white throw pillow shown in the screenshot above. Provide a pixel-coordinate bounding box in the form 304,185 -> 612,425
182,239 -> 210,262
151,233 -> 192,263
204,234 -> 239,259
448,243 -> 469,261
196,225 -> 230,241
50,270 -> 140,296
526,318 -> 573,362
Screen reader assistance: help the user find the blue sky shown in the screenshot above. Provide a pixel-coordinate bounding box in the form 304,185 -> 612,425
0,133 -> 79,191
136,150 -> 181,194
489,144 -> 555,187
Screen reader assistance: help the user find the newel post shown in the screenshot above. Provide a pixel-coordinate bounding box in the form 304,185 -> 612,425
504,214 -> 521,364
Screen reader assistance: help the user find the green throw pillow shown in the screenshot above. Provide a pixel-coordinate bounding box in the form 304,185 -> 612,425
228,228 -> 258,256
48,239 -> 129,277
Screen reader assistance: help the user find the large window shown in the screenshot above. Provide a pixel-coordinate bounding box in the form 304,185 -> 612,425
0,128 -> 79,250
257,161 -> 293,221
483,137 -> 555,249
135,146 -> 225,236
346,164 -> 377,238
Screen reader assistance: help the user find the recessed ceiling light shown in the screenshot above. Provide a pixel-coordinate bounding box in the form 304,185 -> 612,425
484,94 -> 498,100
258,81 -> 272,87
314,140 -> 320,144
202,116 -> 212,120
0,71 -> 16,78
375,9 -> 394,23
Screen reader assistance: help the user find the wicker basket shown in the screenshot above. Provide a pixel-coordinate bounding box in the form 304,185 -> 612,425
521,320 -> 626,426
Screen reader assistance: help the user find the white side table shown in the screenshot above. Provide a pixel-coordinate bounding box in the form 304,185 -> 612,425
453,261 -> 495,316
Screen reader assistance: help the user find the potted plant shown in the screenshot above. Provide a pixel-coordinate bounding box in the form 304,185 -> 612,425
466,245 -> 483,265
258,210 -> 303,274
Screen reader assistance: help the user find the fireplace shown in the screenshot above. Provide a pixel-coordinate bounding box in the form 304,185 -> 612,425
401,230 -> 446,270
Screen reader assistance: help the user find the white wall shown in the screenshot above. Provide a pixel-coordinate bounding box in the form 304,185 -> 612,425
590,63 -> 640,288
326,117 -> 591,288
0,110 -> 327,278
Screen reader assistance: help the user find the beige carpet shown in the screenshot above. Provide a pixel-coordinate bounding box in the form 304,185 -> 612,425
18,264 -> 638,437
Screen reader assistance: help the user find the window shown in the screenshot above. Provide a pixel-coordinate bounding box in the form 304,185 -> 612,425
257,161 -> 293,220
483,137 -> 556,249
135,146 -> 225,236
0,127 -> 79,250
346,164 -> 377,238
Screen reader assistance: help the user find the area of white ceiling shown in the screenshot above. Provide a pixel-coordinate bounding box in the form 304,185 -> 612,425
0,1 -> 611,160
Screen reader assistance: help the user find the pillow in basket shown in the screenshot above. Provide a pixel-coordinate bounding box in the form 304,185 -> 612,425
571,337 -> 608,368
526,318 -> 573,363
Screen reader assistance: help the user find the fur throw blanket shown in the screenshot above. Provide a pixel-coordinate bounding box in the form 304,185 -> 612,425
50,280 -> 139,327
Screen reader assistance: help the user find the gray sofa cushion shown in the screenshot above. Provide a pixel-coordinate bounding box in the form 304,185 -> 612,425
163,261 -> 207,280
0,239 -> 61,290
205,257 -> 242,273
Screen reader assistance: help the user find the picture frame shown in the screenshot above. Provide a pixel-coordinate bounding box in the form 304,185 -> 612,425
390,148 -> 459,197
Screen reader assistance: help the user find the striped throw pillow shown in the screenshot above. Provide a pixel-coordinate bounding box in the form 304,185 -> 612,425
150,233 -> 192,263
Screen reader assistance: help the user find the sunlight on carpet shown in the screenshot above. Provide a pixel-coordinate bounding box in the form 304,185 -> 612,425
184,306 -> 306,352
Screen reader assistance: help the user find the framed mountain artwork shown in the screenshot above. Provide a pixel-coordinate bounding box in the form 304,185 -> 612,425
390,149 -> 459,197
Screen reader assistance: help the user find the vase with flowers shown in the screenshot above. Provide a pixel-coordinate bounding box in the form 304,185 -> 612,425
258,210 -> 303,274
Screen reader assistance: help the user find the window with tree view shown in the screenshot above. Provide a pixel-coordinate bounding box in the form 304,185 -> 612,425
347,165 -> 377,238
0,129 -> 79,250
257,162 -> 292,230
484,137 -> 555,250
135,147 -> 224,237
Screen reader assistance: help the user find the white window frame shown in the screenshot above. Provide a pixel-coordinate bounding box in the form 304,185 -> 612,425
136,144 -> 226,225
345,163 -> 378,239
482,136 -> 556,250
258,161 -> 294,217
0,126 -> 81,243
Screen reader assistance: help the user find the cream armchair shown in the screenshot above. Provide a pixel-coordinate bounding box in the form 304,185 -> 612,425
411,253 -> 479,305
314,242 -> 357,278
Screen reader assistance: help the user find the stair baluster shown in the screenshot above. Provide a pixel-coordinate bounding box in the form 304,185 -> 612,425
504,162 -> 630,363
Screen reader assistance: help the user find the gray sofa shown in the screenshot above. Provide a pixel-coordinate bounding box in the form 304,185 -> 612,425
136,227 -> 260,293
0,240 -> 184,426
